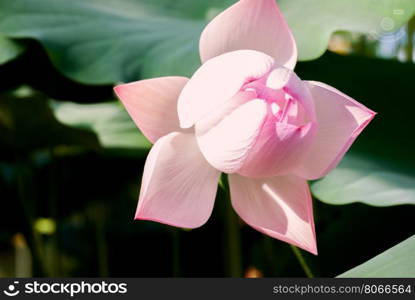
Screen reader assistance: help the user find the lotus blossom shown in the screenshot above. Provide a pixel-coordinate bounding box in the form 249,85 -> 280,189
114,0 -> 376,254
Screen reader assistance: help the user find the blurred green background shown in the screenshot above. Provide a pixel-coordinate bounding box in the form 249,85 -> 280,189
0,0 -> 415,277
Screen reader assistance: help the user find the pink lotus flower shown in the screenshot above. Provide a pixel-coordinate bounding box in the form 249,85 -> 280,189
114,0 -> 376,254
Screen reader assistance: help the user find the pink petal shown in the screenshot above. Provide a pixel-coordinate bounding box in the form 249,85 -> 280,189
178,50 -> 275,128
136,132 -> 220,228
295,81 -> 376,180
195,90 -> 257,135
266,67 -> 316,122
237,121 -> 316,178
229,174 -> 317,254
196,99 -> 268,173
199,0 -> 297,69
114,77 -> 189,143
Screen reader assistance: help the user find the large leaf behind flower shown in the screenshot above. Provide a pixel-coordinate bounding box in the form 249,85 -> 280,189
338,235 -> 415,277
52,101 -> 151,150
0,0 -> 204,83
280,0 -> 415,60
0,0 -> 414,84
312,154 -> 415,206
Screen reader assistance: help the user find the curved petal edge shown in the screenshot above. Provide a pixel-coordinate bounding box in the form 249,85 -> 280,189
229,174 -> 317,255
199,0 -> 297,69
114,76 -> 189,143
178,50 -> 275,128
295,81 -> 376,180
136,132 -> 220,228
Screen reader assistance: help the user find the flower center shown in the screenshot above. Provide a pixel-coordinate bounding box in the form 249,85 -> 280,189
241,67 -> 306,126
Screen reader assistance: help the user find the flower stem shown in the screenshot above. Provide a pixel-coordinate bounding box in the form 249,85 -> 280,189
221,174 -> 242,277
290,245 -> 314,278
